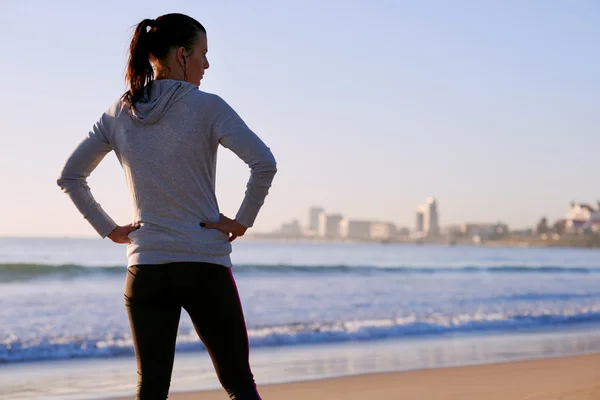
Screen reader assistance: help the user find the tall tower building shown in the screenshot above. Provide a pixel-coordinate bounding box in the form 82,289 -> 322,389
308,207 -> 325,232
424,197 -> 439,235
415,197 -> 439,236
415,210 -> 424,233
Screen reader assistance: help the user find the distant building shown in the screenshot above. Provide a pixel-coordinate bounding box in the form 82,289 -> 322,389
415,211 -> 424,233
318,214 -> 344,238
563,201 -> 600,233
395,226 -> 411,239
340,220 -> 400,241
279,220 -> 303,237
308,207 -> 325,233
370,222 -> 396,241
460,222 -> 509,240
424,198 -> 439,235
440,224 -> 463,238
511,228 -> 534,237
340,220 -> 372,241
415,197 -> 439,236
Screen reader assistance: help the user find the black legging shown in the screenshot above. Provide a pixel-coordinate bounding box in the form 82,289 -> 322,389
124,262 -> 261,400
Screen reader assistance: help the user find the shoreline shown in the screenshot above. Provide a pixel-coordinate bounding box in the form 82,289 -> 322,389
4,235 -> 600,250
242,234 -> 600,249
3,325 -> 600,400
113,352 -> 600,400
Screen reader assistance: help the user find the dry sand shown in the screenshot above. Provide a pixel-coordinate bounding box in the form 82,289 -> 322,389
115,353 -> 600,400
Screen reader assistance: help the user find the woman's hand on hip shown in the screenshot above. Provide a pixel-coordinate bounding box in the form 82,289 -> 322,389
107,223 -> 140,244
202,213 -> 248,242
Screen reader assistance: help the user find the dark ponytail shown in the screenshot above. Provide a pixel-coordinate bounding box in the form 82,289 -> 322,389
122,14 -> 206,110
123,19 -> 155,109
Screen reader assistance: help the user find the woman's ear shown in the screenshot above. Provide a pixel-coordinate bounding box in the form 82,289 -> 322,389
177,47 -> 186,66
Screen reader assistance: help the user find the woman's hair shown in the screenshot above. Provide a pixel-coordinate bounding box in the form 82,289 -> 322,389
122,13 -> 206,109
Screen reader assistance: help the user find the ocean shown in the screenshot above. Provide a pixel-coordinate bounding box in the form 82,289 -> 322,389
1,238 -> 600,399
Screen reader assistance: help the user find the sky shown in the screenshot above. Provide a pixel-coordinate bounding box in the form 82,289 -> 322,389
0,0 -> 598,237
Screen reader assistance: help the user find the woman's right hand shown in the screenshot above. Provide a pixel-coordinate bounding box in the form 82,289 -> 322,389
107,223 -> 141,244
202,213 -> 248,242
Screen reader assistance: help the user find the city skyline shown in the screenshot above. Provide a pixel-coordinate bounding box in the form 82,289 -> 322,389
265,198 -> 600,244
272,197 -> 600,238
0,1 -> 598,238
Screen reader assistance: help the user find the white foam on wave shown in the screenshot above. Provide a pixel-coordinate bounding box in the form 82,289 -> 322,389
3,307 -> 600,364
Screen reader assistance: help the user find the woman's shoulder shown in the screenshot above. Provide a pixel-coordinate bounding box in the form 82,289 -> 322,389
100,97 -> 129,120
188,89 -> 228,108
184,90 -> 239,120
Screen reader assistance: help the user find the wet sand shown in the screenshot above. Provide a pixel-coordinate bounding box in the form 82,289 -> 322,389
114,353 -> 600,399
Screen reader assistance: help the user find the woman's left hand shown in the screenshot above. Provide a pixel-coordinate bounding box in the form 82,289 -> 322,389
201,214 -> 247,242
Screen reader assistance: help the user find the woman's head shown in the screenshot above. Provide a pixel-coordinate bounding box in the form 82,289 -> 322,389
123,13 -> 209,108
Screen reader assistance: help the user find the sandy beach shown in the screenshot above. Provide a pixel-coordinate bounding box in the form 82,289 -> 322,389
112,353 -> 600,400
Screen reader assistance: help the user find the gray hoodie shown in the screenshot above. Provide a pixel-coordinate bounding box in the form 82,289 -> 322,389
57,79 -> 277,267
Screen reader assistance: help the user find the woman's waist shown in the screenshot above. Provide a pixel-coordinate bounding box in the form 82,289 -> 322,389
127,220 -> 230,248
132,209 -> 220,230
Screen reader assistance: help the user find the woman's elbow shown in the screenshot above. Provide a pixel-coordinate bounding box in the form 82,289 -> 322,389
263,158 -> 277,177
254,150 -> 277,174
56,176 -> 72,192
56,173 -> 86,193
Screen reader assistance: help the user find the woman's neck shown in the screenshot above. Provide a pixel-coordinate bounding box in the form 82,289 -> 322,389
154,68 -> 184,81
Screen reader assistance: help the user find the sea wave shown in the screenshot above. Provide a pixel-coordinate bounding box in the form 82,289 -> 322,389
2,308 -> 600,363
1,262 -> 600,282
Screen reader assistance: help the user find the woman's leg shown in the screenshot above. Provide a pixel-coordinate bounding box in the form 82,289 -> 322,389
125,265 -> 182,400
178,263 -> 261,400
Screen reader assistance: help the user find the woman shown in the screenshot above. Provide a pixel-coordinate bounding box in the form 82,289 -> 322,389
57,13 -> 276,400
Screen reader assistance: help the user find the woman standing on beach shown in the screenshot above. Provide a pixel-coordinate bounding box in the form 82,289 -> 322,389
57,13 -> 276,400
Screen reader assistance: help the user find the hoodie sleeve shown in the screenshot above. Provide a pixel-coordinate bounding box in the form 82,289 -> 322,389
211,96 -> 277,228
57,113 -> 118,238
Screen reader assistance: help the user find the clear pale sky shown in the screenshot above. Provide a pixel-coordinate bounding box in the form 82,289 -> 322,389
0,1 -> 598,237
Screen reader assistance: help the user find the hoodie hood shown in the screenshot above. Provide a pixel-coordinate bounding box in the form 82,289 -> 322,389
129,79 -> 197,125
